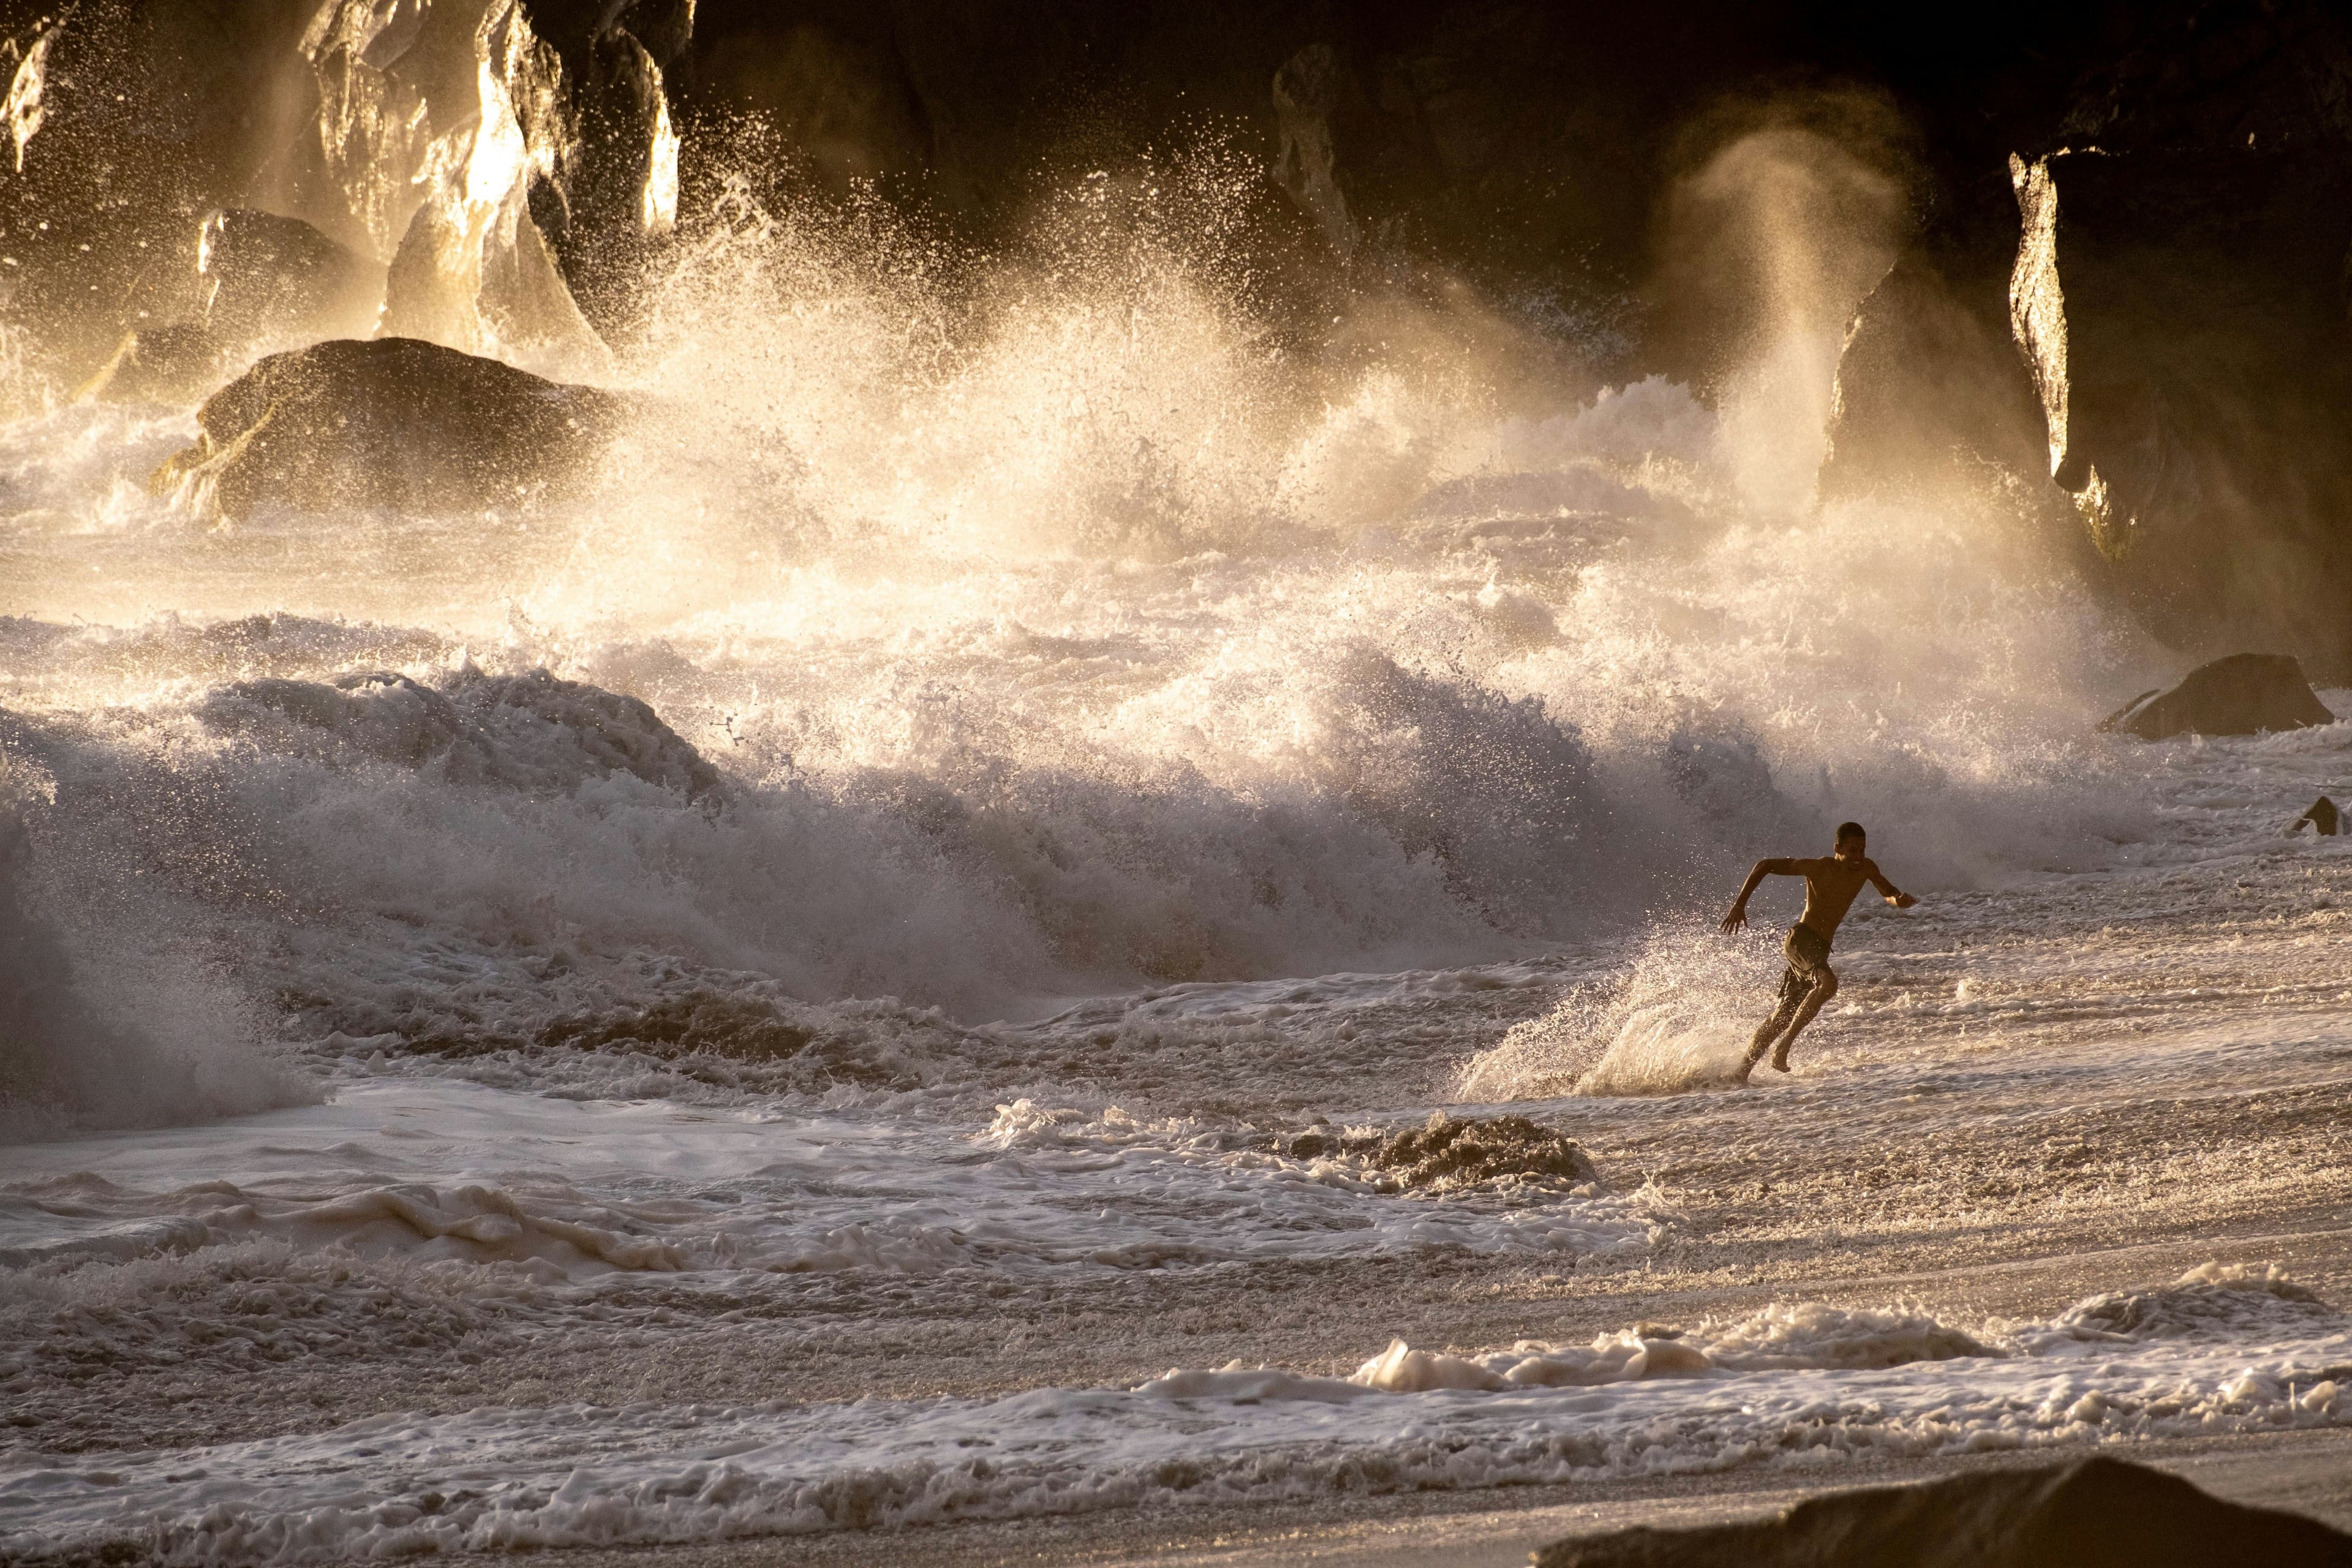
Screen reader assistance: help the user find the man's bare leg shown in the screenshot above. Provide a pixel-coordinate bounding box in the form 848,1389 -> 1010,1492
1743,995 -> 1802,1077
1768,968 -> 1839,1072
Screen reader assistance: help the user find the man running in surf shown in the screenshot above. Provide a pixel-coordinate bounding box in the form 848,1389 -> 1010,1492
1719,821 -> 1917,1079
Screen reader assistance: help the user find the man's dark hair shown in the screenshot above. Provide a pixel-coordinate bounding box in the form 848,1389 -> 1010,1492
1836,821 -> 1867,842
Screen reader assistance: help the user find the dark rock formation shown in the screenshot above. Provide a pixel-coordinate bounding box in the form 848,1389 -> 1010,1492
1286,1110 -> 1596,1191
2098,653 -> 2335,741
17,0 -> 2352,679
75,323 -> 228,405
149,337 -> 627,520
1853,4 -> 2352,673
2291,795 -> 2340,836
2010,137 -> 2352,666
1818,249 -> 2049,504
197,208 -> 381,347
1536,1455 -> 2352,1568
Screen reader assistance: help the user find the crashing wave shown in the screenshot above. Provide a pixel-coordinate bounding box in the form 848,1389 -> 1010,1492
0,756 -> 307,1136
197,666 -> 720,799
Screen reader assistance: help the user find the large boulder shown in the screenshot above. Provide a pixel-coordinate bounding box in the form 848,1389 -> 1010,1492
1537,1455 -> 2352,1568
2098,653 -> 2335,741
149,337 -> 628,520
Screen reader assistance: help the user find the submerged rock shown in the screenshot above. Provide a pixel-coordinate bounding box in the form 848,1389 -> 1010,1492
2098,653 -> 2334,741
150,337 -> 628,520
1536,1454 -> 2352,1567
1287,1111 -> 1596,1191
202,672 -> 464,767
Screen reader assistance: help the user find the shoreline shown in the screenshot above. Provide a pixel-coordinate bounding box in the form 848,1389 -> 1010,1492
437,1427 -> 2352,1567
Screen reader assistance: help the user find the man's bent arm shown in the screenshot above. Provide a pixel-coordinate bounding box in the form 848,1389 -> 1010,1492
1721,858 -> 1800,932
1866,862 -> 1918,910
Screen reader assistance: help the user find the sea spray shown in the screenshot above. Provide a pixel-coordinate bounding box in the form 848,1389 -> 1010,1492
1457,924 -> 1784,1099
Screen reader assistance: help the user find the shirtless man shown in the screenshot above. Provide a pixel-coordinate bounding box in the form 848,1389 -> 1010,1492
1719,821 -> 1917,1078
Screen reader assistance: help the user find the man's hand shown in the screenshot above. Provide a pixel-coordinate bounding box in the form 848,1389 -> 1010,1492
1720,904 -> 1750,934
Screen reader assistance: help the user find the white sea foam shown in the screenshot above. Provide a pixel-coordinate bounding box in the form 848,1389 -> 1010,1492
0,1077 -> 1663,1286
1,1268 -> 2340,1564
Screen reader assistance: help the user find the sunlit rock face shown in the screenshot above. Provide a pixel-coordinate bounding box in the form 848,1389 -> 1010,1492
301,0 -> 682,375
0,0 -> 684,395
1997,11 -> 2352,672
2008,143 -> 2352,667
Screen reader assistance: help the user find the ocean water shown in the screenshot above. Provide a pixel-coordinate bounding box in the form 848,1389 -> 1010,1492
7,157 -> 2352,1563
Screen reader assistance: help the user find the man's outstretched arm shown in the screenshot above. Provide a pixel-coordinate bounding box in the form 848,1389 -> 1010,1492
1721,858 -> 1800,933
1866,861 -> 1918,910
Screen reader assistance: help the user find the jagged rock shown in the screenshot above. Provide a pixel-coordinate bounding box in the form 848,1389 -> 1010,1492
2098,654 -> 2335,741
149,337 -> 627,520
1819,251 -> 2048,502
2291,795 -> 2340,836
1272,43 -> 1355,255
79,212 -> 380,405
197,208 -> 382,347
2008,140 -> 2352,664
1536,1454 -> 2352,1567
196,666 -> 720,801
1287,1111 -> 1596,1190
75,322 -> 228,405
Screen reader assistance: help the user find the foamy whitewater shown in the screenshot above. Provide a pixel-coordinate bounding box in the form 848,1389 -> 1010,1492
8,146 -> 2352,1564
